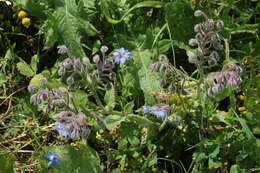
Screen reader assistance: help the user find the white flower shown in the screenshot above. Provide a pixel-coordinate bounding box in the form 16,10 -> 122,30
1,0 -> 12,5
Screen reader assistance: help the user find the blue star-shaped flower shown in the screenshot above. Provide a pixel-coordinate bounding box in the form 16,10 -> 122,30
43,152 -> 61,167
113,48 -> 132,64
54,122 -> 71,139
142,105 -> 152,114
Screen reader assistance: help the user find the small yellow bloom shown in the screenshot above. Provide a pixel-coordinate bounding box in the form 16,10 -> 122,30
238,107 -> 246,111
18,10 -> 27,19
242,111 -> 247,115
13,2 -> 18,7
70,142 -> 75,146
22,17 -> 31,28
42,135 -> 47,139
237,95 -> 244,101
96,132 -> 102,140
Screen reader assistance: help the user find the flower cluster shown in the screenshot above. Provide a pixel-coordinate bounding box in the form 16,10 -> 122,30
57,45 -> 121,90
28,78 -> 90,140
43,152 -> 61,167
92,46 -> 115,89
18,10 -> 31,28
205,62 -> 243,98
142,105 -> 169,120
187,10 -> 224,68
53,112 -> 90,139
112,48 -> 132,64
28,78 -> 68,113
150,54 -> 185,93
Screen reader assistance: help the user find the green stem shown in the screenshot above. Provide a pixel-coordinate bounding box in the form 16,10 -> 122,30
167,22 -> 176,67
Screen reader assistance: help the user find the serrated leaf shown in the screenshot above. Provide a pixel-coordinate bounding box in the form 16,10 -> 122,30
132,49 -> 161,105
43,0 -> 99,58
17,62 -> 34,77
39,145 -> 102,173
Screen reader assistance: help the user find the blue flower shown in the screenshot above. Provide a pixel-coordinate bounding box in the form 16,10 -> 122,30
112,48 -> 132,64
43,152 -> 61,167
54,122 -> 71,139
142,105 -> 152,114
142,105 -> 167,120
154,110 -> 166,120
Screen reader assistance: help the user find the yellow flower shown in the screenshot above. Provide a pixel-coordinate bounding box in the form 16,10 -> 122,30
13,2 -> 17,7
238,107 -> 246,111
22,17 -> 31,28
18,10 -> 27,19
237,95 -> 244,101
70,142 -> 75,146
242,111 -> 247,115
96,132 -> 102,140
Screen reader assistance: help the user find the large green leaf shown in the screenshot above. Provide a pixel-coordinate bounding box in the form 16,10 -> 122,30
43,0 -> 99,58
105,115 -> 126,130
132,49 -> 161,105
165,2 -> 199,51
39,145 -> 102,173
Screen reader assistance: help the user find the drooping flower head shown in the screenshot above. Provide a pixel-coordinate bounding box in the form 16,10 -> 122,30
113,48 -> 132,64
43,152 -> 61,167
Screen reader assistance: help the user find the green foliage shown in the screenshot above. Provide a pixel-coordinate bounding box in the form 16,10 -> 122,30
1,0 -> 260,172
39,145 -> 102,173
132,49 -> 161,105
0,152 -> 14,173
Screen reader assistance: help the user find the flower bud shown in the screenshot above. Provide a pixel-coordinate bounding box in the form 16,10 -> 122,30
66,76 -> 74,86
194,24 -> 201,32
93,55 -> 100,64
194,10 -> 203,17
39,77 -> 48,85
210,51 -> 219,61
74,58 -> 82,71
186,50 -> 198,64
28,84 -> 36,92
82,57 -> 90,65
159,54 -> 168,61
57,45 -> 68,54
189,38 -> 198,46
216,20 -> 224,29
100,46 -> 108,53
